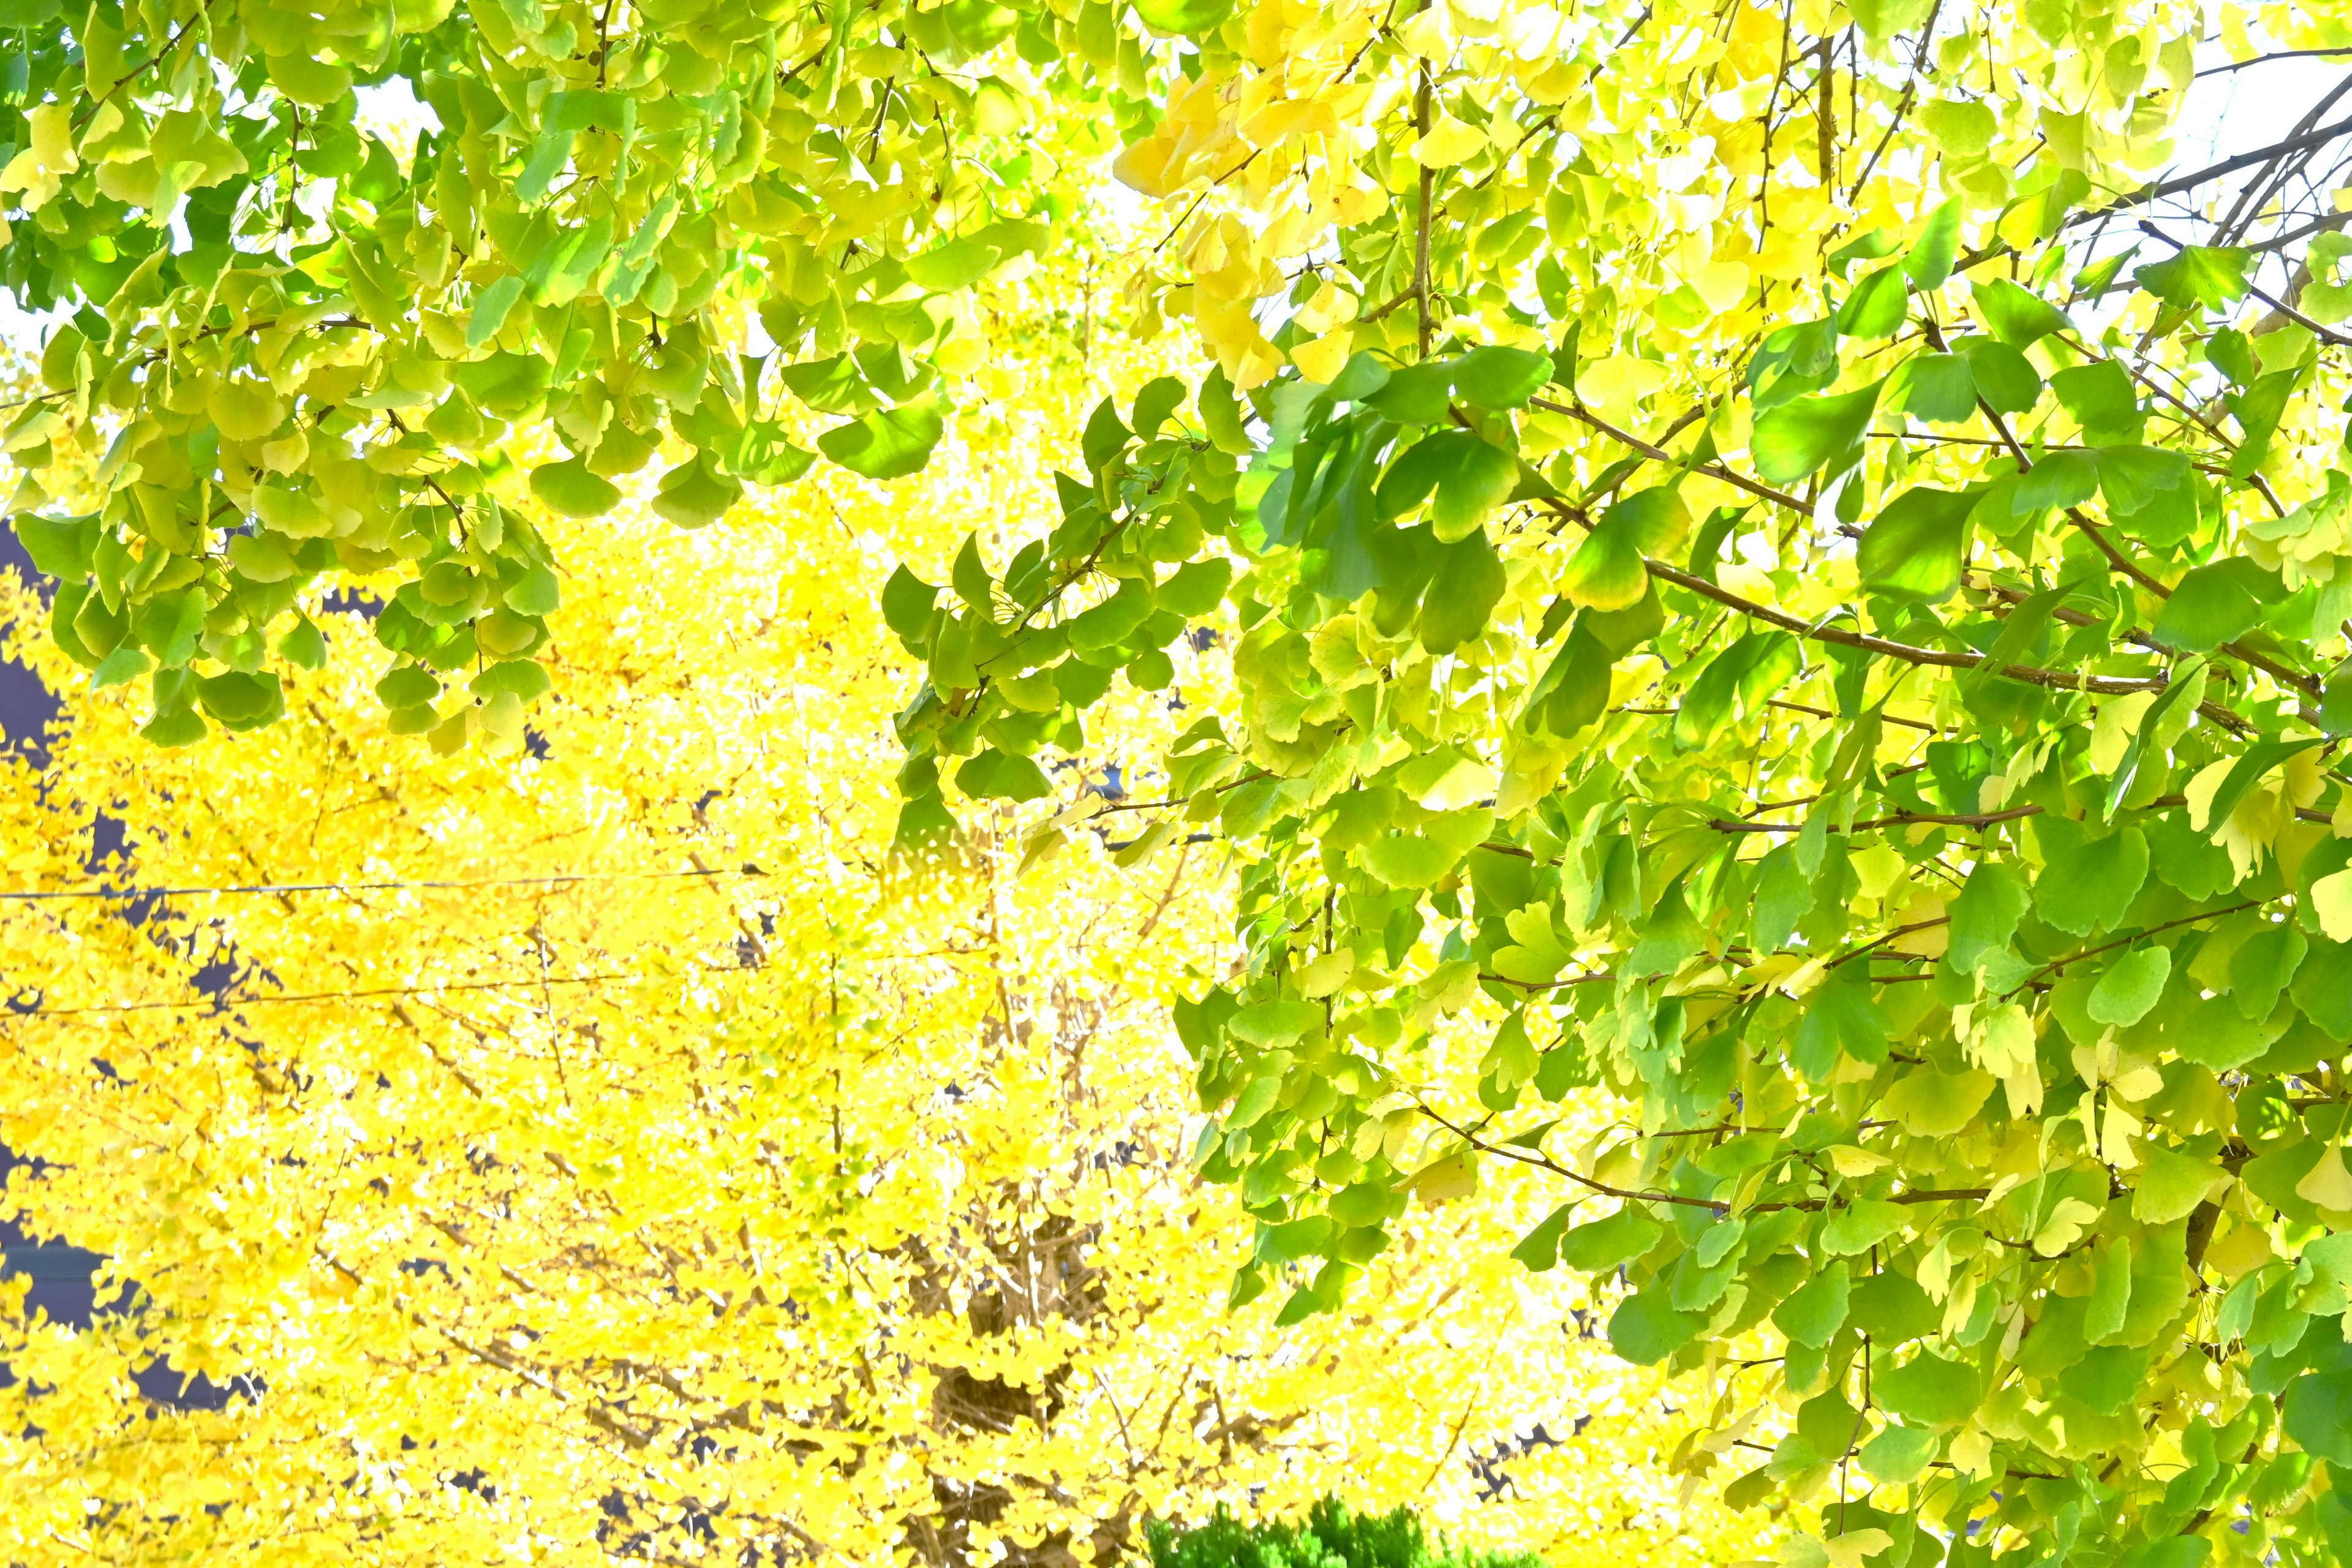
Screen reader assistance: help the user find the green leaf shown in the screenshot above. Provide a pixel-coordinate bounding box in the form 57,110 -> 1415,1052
1828,228 -> 1898,279
1872,1352 -> 1981,1427
1130,0 -> 1235,32
2016,450 -> 2103,515
2089,946 -> 2171,1027
1972,277 -> 2073,346
1838,264 -> 1909,338
1857,485 -> 1977,602
1364,361 -> 1453,425
2200,734 -> 2327,834
1559,522 -> 1649,613
13,513 -> 96,580
141,704 -> 208,747
904,236 -> 1003,292
194,670 -> 284,731
450,352 -> 552,420
1067,579 -> 1154,652
882,567 -> 940,651
1430,439 -> 1518,543
466,274 -> 524,350
1949,861 -> 2029,973
2119,1542 -> 2211,1568
2050,361 -> 2141,444
2098,446 -> 2192,514
729,423 -> 816,485
2151,557 -> 2286,652
1608,1287 -> 1704,1365
1921,97 -> 1997,158
1525,624 -> 1614,737
2230,921 -> 2308,1022
1326,353 -> 1391,402
1451,345 -> 1553,409
2105,660 -> 2206,816
1956,336 -> 2043,412
2293,937 -> 2352,1035
820,402 -> 946,480
1771,1261 -> 1851,1348
1157,557 -> 1232,616
1081,395 -> 1132,472
2073,246 -> 2139,299
2283,1371 -> 2352,1467
472,658 -> 551,701
1509,1202 -> 1577,1272
2034,824 -> 2149,935
1751,843 -> 1816,953
1379,431 -> 1518,541
90,645 -> 149,690
503,564 -> 562,617
1894,354 -> 1977,423
1751,382 -> 1882,483
530,456 -> 621,518
375,664 -> 440,709
1419,532 -> 1507,654
1131,375 -> 1187,439
279,616 -> 328,670
1850,1270 -> 1939,1344
1859,1423 -> 1939,1484
651,452 -> 744,530
1820,1197 -> 1906,1255
955,747 -> 1050,802
1676,631 -> 1796,750
2135,246 -> 2253,311
1748,318 -> 1840,409
1362,831 -> 1468,888
1794,965 -> 1891,1079
2133,1142 -> 2223,1225
1904,198 -> 1962,289
780,355 -> 870,415
1556,1205 -> 1662,1270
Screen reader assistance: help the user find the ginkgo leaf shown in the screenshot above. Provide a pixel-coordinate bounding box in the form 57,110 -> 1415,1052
651,453 -> 744,530
1411,112 -> 1488,168
2295,1143 -> 2352,1212
819,402 -> 946,480
1752,383 -> 1883,481
530,457 -> 621,519
1856,485 -> 1975,601
2313,870 -> 2352,943
2136,246 -> 2252,311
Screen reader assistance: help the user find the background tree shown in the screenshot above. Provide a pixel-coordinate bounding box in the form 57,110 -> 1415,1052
0,349 -> 1757,1565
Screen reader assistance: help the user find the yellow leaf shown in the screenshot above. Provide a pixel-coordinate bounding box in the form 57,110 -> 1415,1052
2312,868 -> 2352,941
2297,1142 -> 2352,1211
1825,1144 -> 1891,1177
1289,328 -> 1353,383
1409,112 -> 1488,168
0,102 -> 78,209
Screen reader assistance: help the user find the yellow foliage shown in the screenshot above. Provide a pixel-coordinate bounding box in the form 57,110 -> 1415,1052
0,357 -> 1764,1564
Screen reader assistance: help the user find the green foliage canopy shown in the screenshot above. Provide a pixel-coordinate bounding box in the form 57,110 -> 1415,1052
881,6 -> 2352,1566
0,0 -> 1156,745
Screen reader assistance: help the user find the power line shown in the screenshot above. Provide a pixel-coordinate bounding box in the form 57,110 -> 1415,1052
0,866 -> 767,903
20,971 -> 635,1019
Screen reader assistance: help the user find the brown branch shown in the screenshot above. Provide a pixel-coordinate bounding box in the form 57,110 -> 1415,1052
1849,0 -> 1942,200
2008,899 -> 2266,993
1536,396 -> 1814,516
1414,1102 -> 1986,1214
1956,111 -> 2352,270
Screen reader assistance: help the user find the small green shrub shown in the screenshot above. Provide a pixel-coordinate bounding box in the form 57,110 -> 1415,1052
1144,1497 -> 1543,1568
